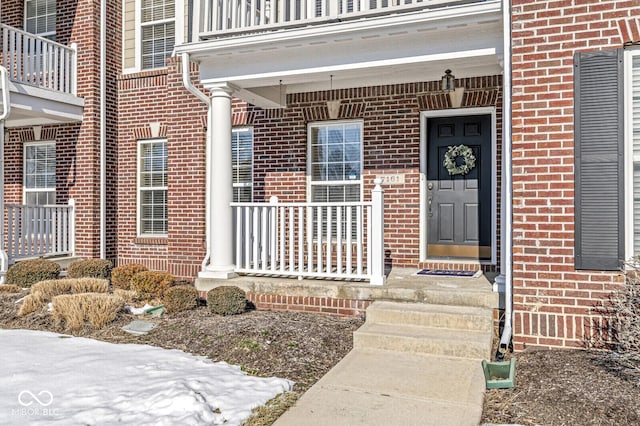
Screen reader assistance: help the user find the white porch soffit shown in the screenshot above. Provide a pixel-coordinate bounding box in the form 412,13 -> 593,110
178,0 -> 503,108
5,82 -> 84,128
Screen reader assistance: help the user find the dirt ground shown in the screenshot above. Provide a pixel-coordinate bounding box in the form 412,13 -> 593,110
2,291 -> 640,425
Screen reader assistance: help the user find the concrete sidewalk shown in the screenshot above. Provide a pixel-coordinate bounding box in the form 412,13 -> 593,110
274,348 -> 486,426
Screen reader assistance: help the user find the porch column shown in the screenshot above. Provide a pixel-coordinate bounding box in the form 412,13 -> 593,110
199,83 -> 237,279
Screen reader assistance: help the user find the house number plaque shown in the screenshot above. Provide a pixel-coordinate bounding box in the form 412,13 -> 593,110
377,174 -> 405,185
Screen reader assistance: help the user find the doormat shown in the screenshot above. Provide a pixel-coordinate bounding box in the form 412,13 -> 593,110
416,269 -> 482,278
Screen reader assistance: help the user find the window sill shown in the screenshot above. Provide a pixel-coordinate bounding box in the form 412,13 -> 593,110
134,237 -> 168,246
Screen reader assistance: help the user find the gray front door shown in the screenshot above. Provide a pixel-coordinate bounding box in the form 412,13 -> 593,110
426,115 -> 492,260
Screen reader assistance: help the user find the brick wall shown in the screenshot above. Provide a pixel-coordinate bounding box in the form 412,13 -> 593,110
1,0 -> 120,260
510,0 -> 640,349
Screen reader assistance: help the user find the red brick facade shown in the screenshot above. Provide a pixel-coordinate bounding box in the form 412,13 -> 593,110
510,0 -> 640,349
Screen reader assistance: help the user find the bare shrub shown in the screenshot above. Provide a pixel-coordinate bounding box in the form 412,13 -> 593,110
0,285 -> 23,293
113,288 -> 139,305
207,286 -> 247,316
588,264 -> 640,380
111,263 -> 148,290
131,271 -> 176,299
164,285 -> 199,313
6,259 -> 60,288
85,294 -> 125,329
52,294 -> 85,331
67,259 -> 113,279
17,292 -> 46,316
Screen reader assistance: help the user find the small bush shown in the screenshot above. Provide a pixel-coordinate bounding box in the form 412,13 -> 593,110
207,286 -> 247,316
0,285 -> 23,293
164,285 -> 199,313
111,263 -> 149,290
6,259 -> 60,288
52,293 -> 124,331
113,288 -> 139,305
31,279 -> 73,300
131,271 -> 176,299
67,259 -> 113,279
71,278 -> 109,294
17,291 -> 47,316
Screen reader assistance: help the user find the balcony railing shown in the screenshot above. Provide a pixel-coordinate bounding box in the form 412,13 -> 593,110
5,200 -> 76,262
194,0 -> 489,37
0,24 -> 77,96
232,182 -> 385,284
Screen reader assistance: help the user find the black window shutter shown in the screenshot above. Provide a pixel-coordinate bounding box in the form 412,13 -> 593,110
574,49 -> 624,270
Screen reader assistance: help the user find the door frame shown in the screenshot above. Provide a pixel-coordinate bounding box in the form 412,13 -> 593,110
419,107 -> 497,265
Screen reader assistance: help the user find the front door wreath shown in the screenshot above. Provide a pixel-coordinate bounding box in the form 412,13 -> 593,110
443,144 -> 476,176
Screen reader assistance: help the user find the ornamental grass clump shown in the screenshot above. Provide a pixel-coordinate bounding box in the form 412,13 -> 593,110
131,271 -> 176,299
67,258 -> 113,279
52,293 -> 124,331
6,259 -> 60,288
164,285 -> 199,313
111,263 -> 148,290
207,286 -> 247,316
17,291 -> 46,317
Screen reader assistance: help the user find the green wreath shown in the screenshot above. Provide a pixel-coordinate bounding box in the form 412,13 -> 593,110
443,144 -> 476,176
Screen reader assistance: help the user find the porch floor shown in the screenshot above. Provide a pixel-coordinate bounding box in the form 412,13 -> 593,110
195,267 -> 499,310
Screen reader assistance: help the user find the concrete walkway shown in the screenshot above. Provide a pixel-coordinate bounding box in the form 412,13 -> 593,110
274,348 -> 486,426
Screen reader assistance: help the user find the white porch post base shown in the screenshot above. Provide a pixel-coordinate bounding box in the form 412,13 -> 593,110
198,268 -> 237,280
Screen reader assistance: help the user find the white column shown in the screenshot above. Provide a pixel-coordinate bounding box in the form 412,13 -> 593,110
0,121 -> 7,283
370,178 -> 385,286
199,83 -> 237,279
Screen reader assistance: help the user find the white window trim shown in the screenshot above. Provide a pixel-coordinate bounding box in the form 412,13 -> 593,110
23,140 -> 56,206
24,0 -> 56,39
137,138 -> 168,238
232,127 -> 253,202
129,0 -> 184,73
419,107 -> 497,265
306,120 -> 365,203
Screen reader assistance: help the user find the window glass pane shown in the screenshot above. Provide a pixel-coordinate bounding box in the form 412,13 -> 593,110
232,128 -> 253,202
25,0 -> 56,38
309,122 -> 362,239
140,0 -> 175,70
24,143 -> 56,205
139,140 -> 168,235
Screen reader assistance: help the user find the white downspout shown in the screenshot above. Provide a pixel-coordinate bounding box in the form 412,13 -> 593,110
497,0 -> 513,359
99,0 -> 106,259
0,66 -> 10,283
180,53 -> 212,269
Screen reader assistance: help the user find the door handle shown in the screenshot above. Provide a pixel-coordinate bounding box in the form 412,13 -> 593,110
428,182 -> 434,190
428,197 -> 432,213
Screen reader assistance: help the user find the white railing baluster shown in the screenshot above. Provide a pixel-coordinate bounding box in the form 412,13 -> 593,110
230,185 -> 384,283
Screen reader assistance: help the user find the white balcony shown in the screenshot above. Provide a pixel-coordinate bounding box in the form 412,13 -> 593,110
179,0 -> 503,108
0,24 -> 83,128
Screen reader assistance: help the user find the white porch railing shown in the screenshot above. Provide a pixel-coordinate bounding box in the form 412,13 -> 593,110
5,200 -> 76,262
0,24 -> 77,95
194,0 -> 488,36
232,181 -> 385,284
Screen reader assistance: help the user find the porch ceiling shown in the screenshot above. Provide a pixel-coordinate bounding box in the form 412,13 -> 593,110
4,82 -> 84,128
177,0 -> 503,108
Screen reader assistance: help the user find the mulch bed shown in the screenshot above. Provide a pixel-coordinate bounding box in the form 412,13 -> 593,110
3,291 -> 640,425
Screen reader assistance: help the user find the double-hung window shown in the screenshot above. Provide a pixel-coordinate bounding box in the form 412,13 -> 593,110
309,121 -> 363,238
140,0 -> 175,70
25,0 -> 56,40
232,128 -> 253,202
24,142 -> 56,205
138,139 -> 168,236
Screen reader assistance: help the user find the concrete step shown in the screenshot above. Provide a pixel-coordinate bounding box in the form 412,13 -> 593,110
366,301 -> 493,333
353,322 -> 493,360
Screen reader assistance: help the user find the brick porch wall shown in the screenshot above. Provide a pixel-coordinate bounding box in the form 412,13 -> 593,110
115,59 -> 503,280
510,0 -> 639,349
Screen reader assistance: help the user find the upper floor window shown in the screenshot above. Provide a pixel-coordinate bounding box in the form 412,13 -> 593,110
141,0 -> 175,69
25,0 -> 56,41
24,142 -> 56,205
138,139 -> 168,236
232,127 -> 253,202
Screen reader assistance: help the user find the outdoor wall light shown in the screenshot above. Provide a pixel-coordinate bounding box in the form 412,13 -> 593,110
441,69 -> 455,92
